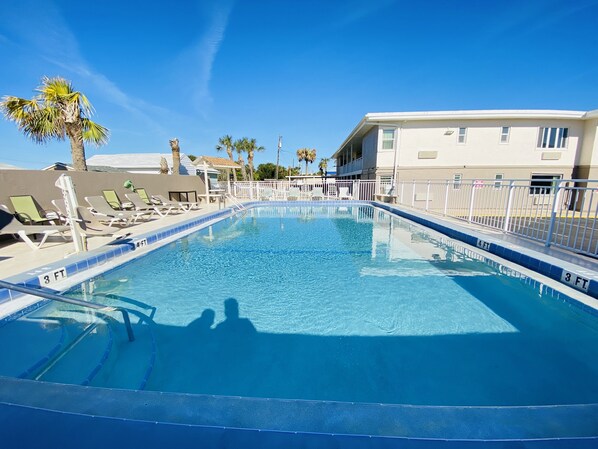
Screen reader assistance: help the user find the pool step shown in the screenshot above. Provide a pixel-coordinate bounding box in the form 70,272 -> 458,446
35,314 -> 114,385
0,315 -> 66,379
89,318 -> 156,390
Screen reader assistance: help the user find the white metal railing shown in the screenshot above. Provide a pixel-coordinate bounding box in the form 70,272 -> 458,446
390,178 -> 598,257
337,158 -> 363,176
228,178 -> 598,257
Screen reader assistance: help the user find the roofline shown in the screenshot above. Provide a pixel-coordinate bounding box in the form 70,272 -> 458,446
333,109 -> 596,158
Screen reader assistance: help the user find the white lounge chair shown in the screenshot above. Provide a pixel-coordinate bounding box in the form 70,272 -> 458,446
85,196 -> 149,226
74,206 -> 125,237
260,188 -> 274,201
287,187 -> 300,201
339,187 -> 353,200
152,194 -> 200,213
0,205 -> 70,250
126,192 -> 174,218
311,187 -> 324,200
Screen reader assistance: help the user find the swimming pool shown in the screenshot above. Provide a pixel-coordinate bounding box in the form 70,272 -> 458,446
4,204 -> 597,406
1,203 -> 598,447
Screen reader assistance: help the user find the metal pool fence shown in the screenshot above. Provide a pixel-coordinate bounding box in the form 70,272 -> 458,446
227,179 -> 598,257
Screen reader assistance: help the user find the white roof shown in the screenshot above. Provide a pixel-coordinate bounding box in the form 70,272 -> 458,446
0,163 -> 24,170
87,153 -> 196,174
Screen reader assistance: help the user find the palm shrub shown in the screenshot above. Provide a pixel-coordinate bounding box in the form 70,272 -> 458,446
0,76 -> 109,171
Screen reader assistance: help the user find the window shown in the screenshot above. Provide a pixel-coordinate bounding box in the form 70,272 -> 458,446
537,127 -> 568,149
529,174 -> 562,195
457,127 -> 467,144
381,129 -> 395,150
500,127 -> 510,143
453,173 -> 462,190
494,174 -> 503,189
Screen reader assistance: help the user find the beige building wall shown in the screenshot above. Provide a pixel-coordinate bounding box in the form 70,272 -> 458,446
0,170 -> 206,212
375,119 -> 583,173
335,110 -> 598,183
575,118 -> 598,179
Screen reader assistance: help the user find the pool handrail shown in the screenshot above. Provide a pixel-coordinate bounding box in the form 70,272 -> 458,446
0,280 -> 135,342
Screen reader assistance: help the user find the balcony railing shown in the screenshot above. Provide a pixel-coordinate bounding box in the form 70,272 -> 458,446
337,158 -> 363,176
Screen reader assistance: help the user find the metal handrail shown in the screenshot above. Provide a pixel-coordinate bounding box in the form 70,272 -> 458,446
225,192 -> 247,211
0,280 -> 135,341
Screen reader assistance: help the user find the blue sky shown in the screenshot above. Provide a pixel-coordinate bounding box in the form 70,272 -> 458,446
0,0 -> 597,170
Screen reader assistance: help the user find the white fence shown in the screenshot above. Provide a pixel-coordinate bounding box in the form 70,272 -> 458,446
228,179 -> 598,257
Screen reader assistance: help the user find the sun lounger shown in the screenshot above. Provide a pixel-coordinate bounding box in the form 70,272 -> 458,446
135,188 -> 156,205
311,187 -> 325,200
125,192 -> 174,217
287,187 -> 300,201
260,188 -> 274,201
339,187 -> 353,200
101,190 -> 127,210
152,194 -> 200,212
85,196 -> 149,226
74,206 -> 125,237
10,195 -> 61,225
0,205 -> 70,250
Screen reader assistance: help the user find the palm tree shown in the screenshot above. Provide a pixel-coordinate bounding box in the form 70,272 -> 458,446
169,138 -> 180,174
234,137 -> 249,181
297,148 -> 317,175
318,157 -> 330,176
246,138 -> 265,180
216,135 -> 236,181
0,76 -> 109,171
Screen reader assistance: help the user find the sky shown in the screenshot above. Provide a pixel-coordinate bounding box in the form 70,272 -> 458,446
0,0 -> 597,170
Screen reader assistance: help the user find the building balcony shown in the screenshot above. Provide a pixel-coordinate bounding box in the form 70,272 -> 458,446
337,158 -> 363,176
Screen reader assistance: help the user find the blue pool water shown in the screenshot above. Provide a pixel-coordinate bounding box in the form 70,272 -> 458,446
4,205 -> 598,407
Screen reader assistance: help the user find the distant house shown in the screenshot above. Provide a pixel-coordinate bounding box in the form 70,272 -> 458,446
193,156 -> 240,174
42,162 -> 74,171
86,153 -> 196,175
0,163 -> 24,170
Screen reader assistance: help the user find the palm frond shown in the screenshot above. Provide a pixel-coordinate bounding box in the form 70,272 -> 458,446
81,118 -> 110,146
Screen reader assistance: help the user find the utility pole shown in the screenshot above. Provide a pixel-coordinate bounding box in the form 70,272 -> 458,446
275,135 -> 282,180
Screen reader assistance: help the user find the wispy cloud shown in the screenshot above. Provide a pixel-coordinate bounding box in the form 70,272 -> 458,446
174,1 -> 233,116
0,0 -> 169,135
330,0 -> 397,29
485,0 -> 598,38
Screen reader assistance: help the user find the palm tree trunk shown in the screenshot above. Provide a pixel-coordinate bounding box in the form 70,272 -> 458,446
227,149 -> 237,181
248,152 -> 254,180
65,121 -> 88,171
305,161 -> 308,175
238,154 -> 247,181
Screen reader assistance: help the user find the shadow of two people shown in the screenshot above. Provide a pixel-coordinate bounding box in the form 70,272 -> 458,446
189,297 -> 256,337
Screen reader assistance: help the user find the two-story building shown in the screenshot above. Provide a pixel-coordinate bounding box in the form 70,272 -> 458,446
333,109 -> 598,184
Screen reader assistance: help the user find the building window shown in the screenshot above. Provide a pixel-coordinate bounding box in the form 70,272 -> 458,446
381,129 -> 395,150
453,173 -> 462,190
500,127 -> 510,143
529,174 -> 562,195
537,127 -> 568,149
457,127 -> 467,144
494,174 -> 503,189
